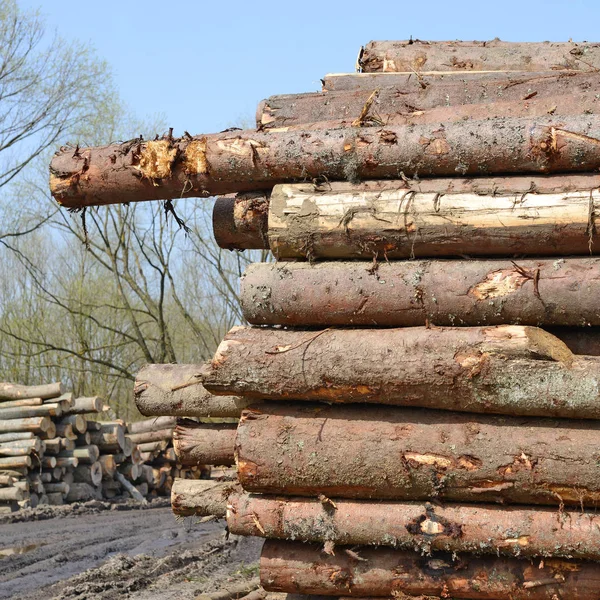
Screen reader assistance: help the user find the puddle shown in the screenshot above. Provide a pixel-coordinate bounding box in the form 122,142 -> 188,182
0,542 -> 45,558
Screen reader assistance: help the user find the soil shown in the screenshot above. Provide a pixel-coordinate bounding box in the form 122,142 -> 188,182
0,501 -> 264,600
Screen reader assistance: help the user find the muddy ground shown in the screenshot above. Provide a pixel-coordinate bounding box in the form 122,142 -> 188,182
0,500 -> 264,600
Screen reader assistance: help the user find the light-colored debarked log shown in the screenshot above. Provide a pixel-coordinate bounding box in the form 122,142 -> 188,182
50,115 -> 600,209
0,456 -> 32,469
359,39 -> 600,73
268,183 -> 600,259
127,428 -> 173,445
241,259 -> 600,328
202,325 -> 600,419
0,486 -> 24,502
228,492 -> 600,561
58,445 -> 100,464
0,402 -> 64,420
64,396 -> 103,414
171,478 -> 239,517
134,364 -> 249,418
127,416 -> 177,435
173,420 -> 236,466
0,382 -> 63,401
136,440 -> 168,453
0,475 -> 16,486
260,539 -> 600,599
236,402 -> 600,507
0,416 -> 51,433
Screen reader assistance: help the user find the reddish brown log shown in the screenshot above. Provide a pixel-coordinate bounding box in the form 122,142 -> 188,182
236,402 -> 600,506
173,419 -> 236,466
201,325 -> 600,419
261,540 -> 600,599
240,259 -> 600,328
50,115 -> 600,209
228,493 -> 600,561
359,40 -> 600,73
134,364 -> 248,418
0,382 -> 63,401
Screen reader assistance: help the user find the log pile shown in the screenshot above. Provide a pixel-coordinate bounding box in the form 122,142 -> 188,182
51,39 -> 600,599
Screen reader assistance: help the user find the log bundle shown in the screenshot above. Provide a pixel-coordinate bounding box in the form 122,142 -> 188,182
54,39 -> 600,600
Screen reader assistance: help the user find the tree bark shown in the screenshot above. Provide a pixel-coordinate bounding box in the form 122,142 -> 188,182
0,432 -> 34,443
64,396 -> 103,414
0,438 -> 43,456
258,73 -> 600,130
127,416 -> 177,434
359,40 -> 600,73
0,382 -> 63,401
0,402 -> 64,420
0,487 -> 24,502
213,193 -> 269,251
201,325 -> 600,419
58,445 -> 100,464
236,402 -> 600,507
73,462 -> 103,487
171,478 -> 240,517
65,482 -> 101,502
240,259 -> 600,328
0,416 -> 51,433
269,183 -> 600,259
50,115 -> 600,209
54,422 -> 75,440
88,428 -> 125,450
134,364 -> 249,418
260,539 -> 600,599
0,456 -> 31,469
173,420 -> 237,466
58,415 -> 87,434
196,579 -> 261,600
115,471 -> 147,503
0,398 -> 43,409
127,428 -> 173,445
228,492 -> 600,561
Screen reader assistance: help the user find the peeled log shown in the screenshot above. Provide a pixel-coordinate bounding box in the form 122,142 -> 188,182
134,364 -> 249,418
0,416 -> 50,433
50,115 -> 600,209
236,402 -> 600,507
173,420 -> 236,466
171,478 -> 239,517
261,540 -> 600,599
0,382 -> 63,401
359,40 -> 600,73
128,416 -> 177,434
240,259 -> 600,328
228,493 -> 600,561
267,183 -> 600,259
201,325 -> 600,419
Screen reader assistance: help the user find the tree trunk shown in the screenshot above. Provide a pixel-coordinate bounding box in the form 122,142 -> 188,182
73,462 -> 103,487
58,445 -> 100,464
0,438 -> 42,456
171,478 -> 239,517
115,471 -> 146,503
0,431 -> 34,443
0,398 -> 43,409
269,183 -> 600,259
88,427 -> 125,450
54,422 -> 75,440
0,382 -> 63,401
240,259 -> 600,328
0,416 -> 51,433
260,540 -> 600,599
50,115 -> 600,209
236,402 -> 600,507
127,428 -> 173,445
0,456 -> 31,469
0,402 -> 64,420
359,40 -> 600,73
258,73 -> 600,130
58,414 -> 87,434
173,420 -> 236,466
127,416 -> 177,435
201,325 -> 600,419
136,440 -> 168,453
134,364 -> 249,418
52,456 -> 78,468
0,475 -> 16,486
64,396 -> 103,414
228,492 -> 600,561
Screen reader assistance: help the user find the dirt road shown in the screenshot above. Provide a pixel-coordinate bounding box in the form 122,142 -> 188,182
0,501 -> 262,600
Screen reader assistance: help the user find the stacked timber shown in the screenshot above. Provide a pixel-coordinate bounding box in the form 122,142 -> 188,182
52,39 -> 600,599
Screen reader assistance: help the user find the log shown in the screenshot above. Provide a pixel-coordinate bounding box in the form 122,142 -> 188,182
88,427 -> 125,450
0,486 -> 24,502
73,463 -> 103,487
38,421 -> 56,439
134,364 -> 249,418
114,472 -> 146,503
58,445 -> 100,464
50,115 -> 600,209
40,456 -> 58,468
0,475 -> 15,486
65,482 -> 100,502
171,478 -> 239,517
359,40 -> 600,73
228,493 -> 600,561
173,420 -> 236,466
0,432 -> 34,443
44,482 -> 69,494
98,455 -> 116,479
0,382 -> 63,401
64,396 -> 103,414
0,397 -> 43,409
59,414 -> 87,434
135,440 -> 168,453
236,402 -> 600,507
0,438 -> 42,456
201,325 -> 600,419
54,422 -> 75,440
76,432 -> 91,446
127,416 -> 177,434
118,462 -> 141,480
268,183 -> 600,259
0,456 -> 31,469
261,540 -> 600,599
213,193 -> 269,251
53,456 -> 78,468
127,428 -> 173,445
0,402 -> 63,420
240,259 -> 600,328
213,174 -> 600,252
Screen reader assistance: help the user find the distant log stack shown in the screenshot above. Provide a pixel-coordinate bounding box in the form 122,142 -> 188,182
54,39 -> 600,599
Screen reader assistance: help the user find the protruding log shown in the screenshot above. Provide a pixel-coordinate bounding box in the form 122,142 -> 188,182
267,183 -> 600,259
134,365 -> 249,418
228,493 -> 600,561
0,432 -> 34,443
0,398 -> 43,409
241,259 -> 600,327
0,456 -> 32,469
0,402 -> 64,420
58,445 -> 100,464
114,472 -> 146,503
65,482 -> 100,502
236,402 -> 600,506
173,420 -> 236,466
359,40 -> 600,73
0,438 -> 42,456
64,396 -> 103,414
135,440 -> 168,453
0,382 -> 63,401
127,416 -> 177,434
59,414 -> 87,434
0,475 -> 16,486
202,325 -> 600,419
213,193 -> 269,250
0,486 -> 24,501
0,416 -> 51,433
260,540 -> 600,599
127,428 -> 173,445
53,456 -> 78,468
50,116 -> 600,209
171,478 -> 239,517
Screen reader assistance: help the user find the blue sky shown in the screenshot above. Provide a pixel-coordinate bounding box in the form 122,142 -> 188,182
20,0 -> 600,136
